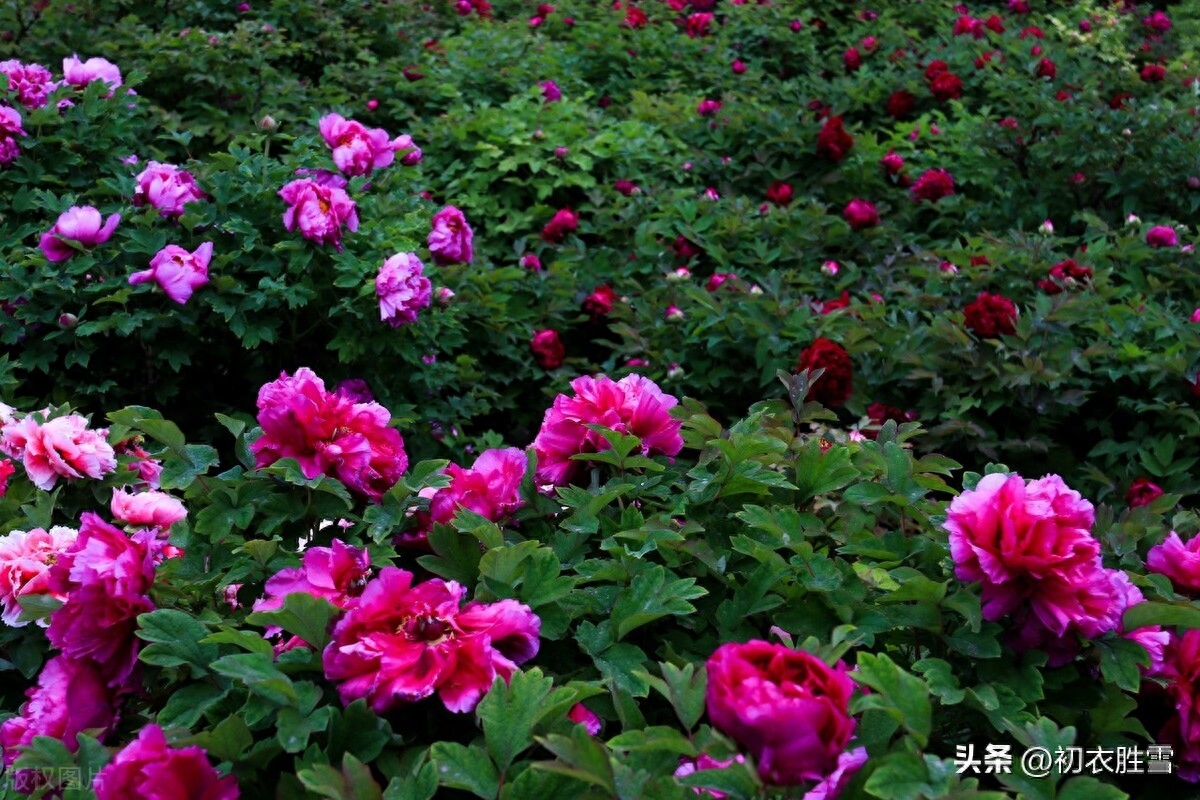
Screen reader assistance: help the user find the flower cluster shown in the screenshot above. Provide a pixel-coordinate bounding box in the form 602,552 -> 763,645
0,411 -> 116,490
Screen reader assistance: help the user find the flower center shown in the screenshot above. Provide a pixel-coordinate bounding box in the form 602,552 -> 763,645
404,614 -> 451,643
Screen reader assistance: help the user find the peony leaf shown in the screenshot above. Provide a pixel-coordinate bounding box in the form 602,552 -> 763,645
429,742 -> 500,800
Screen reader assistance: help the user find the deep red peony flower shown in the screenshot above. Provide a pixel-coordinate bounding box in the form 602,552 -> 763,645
909,169 -> 955,203
1037,258 -> 1092,294
542,208 -> 579,244
795,338 -> 853,407
886,89 -> 916,118
816,116 -> 853,162
930,71 -> 963,101
766,180 -> 793,206
530,329 -> 565,369
843,198 -> 879,230
963,292 -> 1018,338
582,284 -> 618,319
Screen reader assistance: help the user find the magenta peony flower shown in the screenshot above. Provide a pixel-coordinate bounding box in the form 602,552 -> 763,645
110,489 -> 187,529
1126,476 -> 1164,508
323,566 -> 540,713
804,747 -> 869,800
128,242 -> 213,304
531,374 -> 683,485
335,378 -> 375,404
1108,570 -> 1168,674
674,754 -> 746,799
1147,225 -> 1179,248
539,80 -> 561,103
706,640 -> 857,785
46,513 -> 159,687
0,413 -> 116,490
278,178 -> 359,252
376,252 -> 432,327
910,169 -> 955,203
132,162 -> 207,218
541,208 -> 579,243
39,206 -> 121,262
1148,532 -> 1200,595
93,724 -> 239,800
0,105 -> 25,165
568,704 -> 602,735
531,329 -> 565,369
401,448 -> 527,549
0,655 -> 115,768
0,60 -> 57,109
61,55 -> 122,93
1160,630 -> 1200,781
253,539 -> 370,618
428,205 -> 474,265
250,368 -> 408,502
842,199 -> 879,230
697,98 -> 722,117
318,113 -> 417,177
0,526 -> 77,627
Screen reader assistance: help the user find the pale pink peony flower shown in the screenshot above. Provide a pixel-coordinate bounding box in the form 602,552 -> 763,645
251,368 -> 408,502
39,206 -> 121,262
279,178 -> 359,252
0,414 -> 116,490
0,655 -> 115,768
531,374 -> 684,485
110,489 -> 187,529
1148,531 -> 1200,594
0,526 -> 78,627
428,205 -> 474,265
319,113 -> 417,177
400,448 -> 527,549
93,724 -> 239,800
323,566 -> 540,713
376,252 -> 432,327
128,242 -> 213,304
0,61 -> 57,109
132,162 -> 207,218
61,55 -> 122,93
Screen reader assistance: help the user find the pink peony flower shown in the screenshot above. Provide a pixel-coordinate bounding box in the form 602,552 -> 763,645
0,457 -> 13,496
910,169 -> 955,203
804,747 -> 869,800
1108,570 -> 1168,674
93,724 -> 239,800
0,526 -> 78,627
706,640 -> 857,785
110,489 -> 187,529
568,704 -> 602,736
376,252 -> 432,327
0,105 -> 26,165
114,438 -> 163,490
674,753 -> 746,798
128,242 -> 213,304
251,368 -> 408,502
1148,532 -> 1200,595
61,55 -> 122,93
253,539 -> 370,618
697,99 -> 722,117
531,374 -> 683,485
401,448 -> 527,549
318,113 -> 417,177
39,206 -> 121,262
428,205 -> 474,265
542,208 -> 579,243
1126,476 -> 1164,508
0,655 -> 115,768
1147,225 -> 1179,248
1160,630 -> 1200,781
842,199 -> 879,230
0,413 -> 116,490
539,80 -> 561,103
132,162 -> 207,218
0,61 -> 57,109
278,178 -> 359,252
531,329 -> 565,369
46,513 -> 159,687
322,566 -> 540,713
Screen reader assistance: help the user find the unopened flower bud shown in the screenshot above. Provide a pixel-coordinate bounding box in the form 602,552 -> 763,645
821,260 -> 839,276
57,313 -> 77,329
257,114 -> 278,132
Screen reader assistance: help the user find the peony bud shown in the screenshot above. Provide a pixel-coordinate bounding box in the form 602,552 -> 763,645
821,260 -> 840,276
435,287 -> 455,306
366,99 -> 379,111
668,267 -> 691,282
665,305 -> 685,321
257,114 -> 278,131
554,146 -> 569,159
667,363 -> 685,380
1039,219 -> 1054,235
57,313 -> 78,329
521,253 -> 542,271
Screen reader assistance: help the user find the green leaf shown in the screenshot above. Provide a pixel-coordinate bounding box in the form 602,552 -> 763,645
1122,601 -> 1200,631
606,726 -> 696,756
852,653 -> 932,747
611,565 -> 707,640
211,653 -> 299,706
1057,776 -> 1128,800
383,760 -> 438,800
277,705 -> 335,753
245,591 -> 338,651
477,668 -> 556,773
430,742 -> 500,800
197,715 -> 254,763
862,752 -> 952,800
298,753 -> 383,800
659,661 -> 707,730
534,727 -> 616,796
136,609 -> 218,676
158,683 -> 228,729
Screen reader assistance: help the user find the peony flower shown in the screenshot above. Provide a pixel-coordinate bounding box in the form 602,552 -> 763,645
375,252 -> 432,327
46,513 -> 160,687
531,374 -> 683,485
279,178 -> 359,251
1141,64 -> 1166,83
402,448 -> 527,549
886,90 -> 915,118
0,414 -> 116,491
1147,226 -> 1179,248
963,292 -> 1018,338
251,368 -> 408,502
568,703 -> 602,735
323,567 -> 540,713
909,169 -> 955,203
582,285 -> 618,319
842,199 -> 879,230
1161,630 -> 1200,781
539,80 -> 561,103
531,329 -> 565,369
674,754 -> 746,798
0,105 -> 25,165
428,206 -> 474,265
697,98 -> 721,117
880,151 -> 904,175
706,641 -> 856,785
319,113 -> 416,177
132,162 -> 207,218
929,71 -> 963,101
805,747 -> 869,800
61,55 -> 122,93
114,438 -> 163,490
542,208 -> 579,244
93,724 -> 239,800
0,526 -> 77,627
816,116 -> 853,162
128,242 -> 213,304
1,655 -> 115,768
1143,10 -> 1172,33
0,457 -> 13,496
252,538 -> 370,640
110,489 -> 187,529
766,181 -> 793,206
706,272 -> 737,292
1037,258 -> 1092,294
1148,532 -> 1200,595
334,378 -> 374,404
0,61 -> 57,109
1126,477 -> 1164,508
39,206 -> 121,262
684,12 -> 713,38
1035,58 -> 1057,80
1109,570 -> 1168,674
613,180 -> 639,197
795,338 -> 853,407
520,253 -> 543,271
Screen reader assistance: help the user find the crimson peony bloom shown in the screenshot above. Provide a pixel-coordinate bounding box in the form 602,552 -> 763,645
39,206 -> 121,262
697,98 -> 721,117
110,489 -> 186,530
1035,58 -> 1057,80
530,329 -> 565,369
1143,10 -> 1172,33
251,368 -> 408,502
684,12 -> 713,37
706,272 -> 738,292
376,252 -> 432,327
323,567 -> 540,713
0,60 -> 56,109
1037,258 -> 1092,294
1141,63 -> 1166,82
817,291 -> 851,315
886,89 -> 916,118
542,208 -> 580,243
1126,477 -> 1164,508
842,198 -> 879,230
132,162 -> 207,218
539,80 -> 561,103
0,526 -> 77,627
1148,532 -> 1200,595
864,403 -> 916,439
963,292 -> 1018,338
622,6 -> 648,28
93,724 -> 239,800
673,235 -> 703,261
795,338 -> 852,407
279,178 -> 358,252
319,113 -> 417,177
1146,225 -> 1178,248
766,180 -> 793,206
909,169 -> 955,203
614,179 -> 639,196
531,374 -> 683,485
61,54 -> 121,93
816,115 -> 854,162
843,47 -> 862,72
706,641 -> 857,785
128,242 -> 213,304
0,413 -> 116,491
880,151 -> 904,175
582,284 -> 618,319
0,655 -> 115,768
929,71 -> 963,101
428,205 -> 474,265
